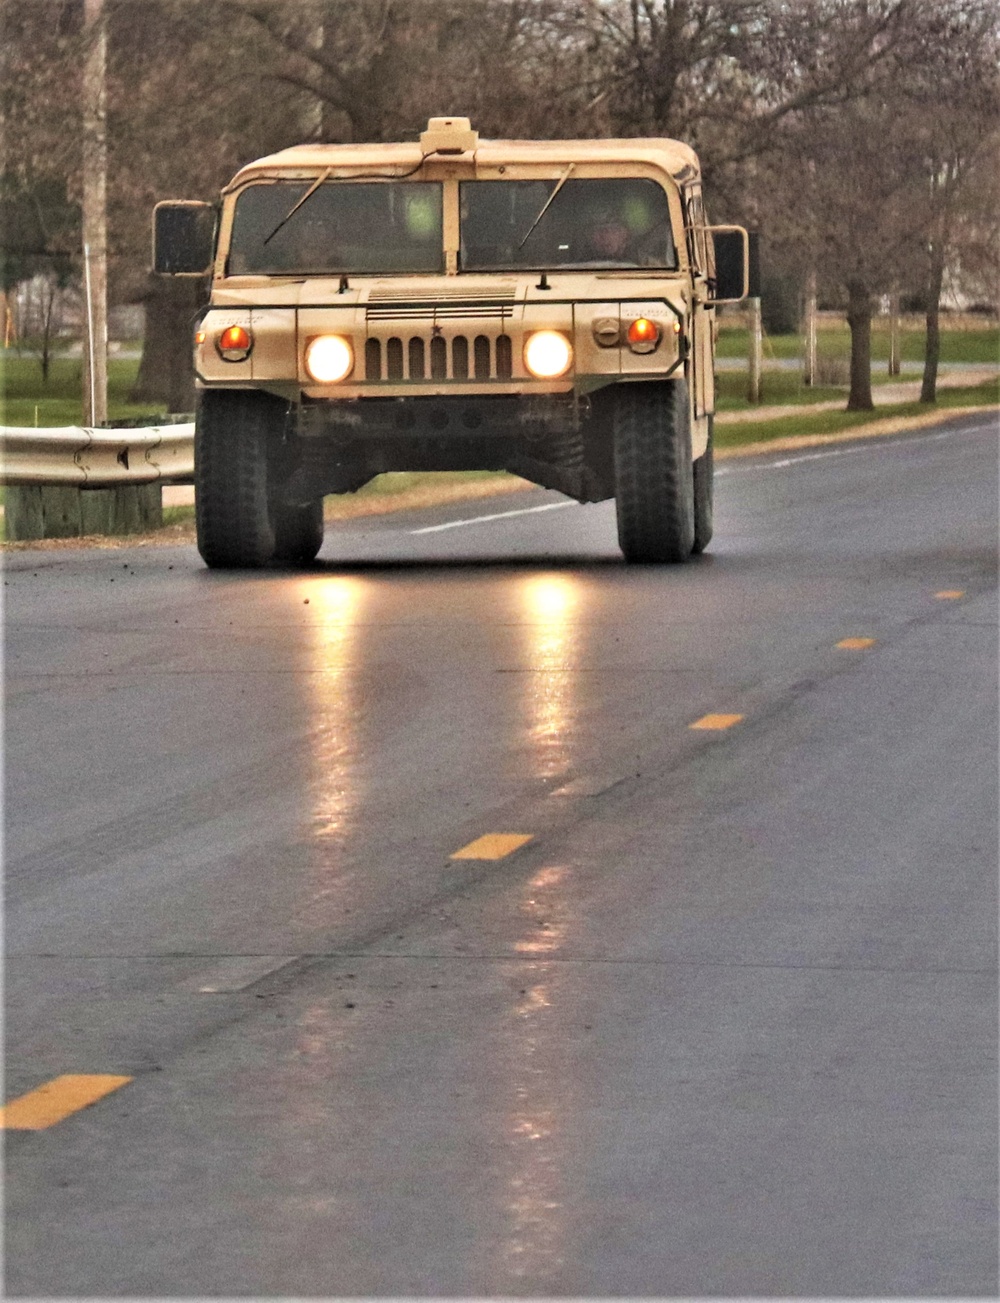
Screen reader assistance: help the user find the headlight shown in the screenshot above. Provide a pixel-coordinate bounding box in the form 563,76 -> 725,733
217,324 -> 252,362
305,335 -> 353,383
524,331 -> 572,379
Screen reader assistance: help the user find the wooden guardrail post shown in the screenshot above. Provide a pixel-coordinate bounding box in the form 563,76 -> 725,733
4,485 -> 162,541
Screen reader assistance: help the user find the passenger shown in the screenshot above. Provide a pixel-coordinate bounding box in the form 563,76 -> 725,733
584,204 -> 633,262
578,194 -> 665,266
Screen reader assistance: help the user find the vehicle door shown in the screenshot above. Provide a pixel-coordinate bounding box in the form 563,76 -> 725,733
682,185 -> 715,422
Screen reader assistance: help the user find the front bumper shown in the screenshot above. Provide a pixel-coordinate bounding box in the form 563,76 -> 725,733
295,391 -> 583,442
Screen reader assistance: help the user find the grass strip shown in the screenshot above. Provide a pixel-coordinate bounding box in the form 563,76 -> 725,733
715,381 -> 998,450
716,324 -> 1000,364
0,356 -> 155,428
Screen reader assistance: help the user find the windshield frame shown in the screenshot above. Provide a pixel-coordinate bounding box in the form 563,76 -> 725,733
217,167 -> 686,281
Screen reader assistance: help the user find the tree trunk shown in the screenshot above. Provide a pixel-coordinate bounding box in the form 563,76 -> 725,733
803,270 -> 817,386
130,275 -> 203,414
920,246 -> 946,404
887,289 -> 901,376
846,279 -> 874,411
39,281 -> 55,383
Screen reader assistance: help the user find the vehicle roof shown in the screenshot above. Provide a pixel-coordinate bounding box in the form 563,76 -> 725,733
226,137 -> 701,189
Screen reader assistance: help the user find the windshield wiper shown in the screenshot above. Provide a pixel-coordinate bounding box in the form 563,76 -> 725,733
262,167 -> 333,246
517,163 -> 575,250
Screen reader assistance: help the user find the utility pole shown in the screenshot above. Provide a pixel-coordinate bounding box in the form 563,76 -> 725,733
5,0 -> 162,542
82,0 -> 107,427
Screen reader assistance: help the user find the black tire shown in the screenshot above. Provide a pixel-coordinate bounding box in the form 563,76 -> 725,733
692,417 -> 714,555
195,390 -> 280,569
273,498 -> 325,564
612,379 -> 695,563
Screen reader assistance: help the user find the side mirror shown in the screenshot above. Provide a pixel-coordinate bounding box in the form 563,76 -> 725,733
708,227 -> 751,302
152,201 -> 217,276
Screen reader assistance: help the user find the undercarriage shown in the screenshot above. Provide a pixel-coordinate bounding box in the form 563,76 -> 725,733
282,390 -> 617,504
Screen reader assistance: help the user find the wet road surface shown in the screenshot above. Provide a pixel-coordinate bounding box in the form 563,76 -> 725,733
4,411 -> 998,1296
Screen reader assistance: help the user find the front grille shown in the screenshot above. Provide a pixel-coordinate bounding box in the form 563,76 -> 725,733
365,334 -> 513,382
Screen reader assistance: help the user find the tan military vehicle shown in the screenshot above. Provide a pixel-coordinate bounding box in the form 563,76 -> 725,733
154,117 -> 750,568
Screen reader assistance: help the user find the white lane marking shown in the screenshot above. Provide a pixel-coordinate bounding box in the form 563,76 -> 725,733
411,501 -> 575,535
407,420 -> 994,531
181,955 -> 297,993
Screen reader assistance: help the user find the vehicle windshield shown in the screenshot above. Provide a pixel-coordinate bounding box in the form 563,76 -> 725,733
460,178 -> 677,271
228,181 -> 444,275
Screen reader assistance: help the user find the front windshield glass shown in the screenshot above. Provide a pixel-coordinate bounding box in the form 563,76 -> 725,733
460,178 -> 677,271
228,181 -> 444,275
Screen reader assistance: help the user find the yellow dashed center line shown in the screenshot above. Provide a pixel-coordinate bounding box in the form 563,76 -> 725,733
836,637 -> 876,650
451,833 -> 534,861
1,1074 -> 133,1131
689,713 -> 744,731
935,590 -> 965,600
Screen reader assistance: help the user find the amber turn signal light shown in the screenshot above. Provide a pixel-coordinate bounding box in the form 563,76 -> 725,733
217,324 -> 252,361
625,318 -> 661,354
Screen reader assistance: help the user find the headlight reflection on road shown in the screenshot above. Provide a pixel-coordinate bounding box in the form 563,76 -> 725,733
501,862 -> 573,1281
274,577 -> 368,1108
520,574 -> 581,782
294,576 -> 367,921
515,864 -> 568,957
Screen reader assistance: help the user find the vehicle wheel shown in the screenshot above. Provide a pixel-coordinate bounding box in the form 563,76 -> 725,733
692,417 -> 714,555
195,390 -> 281,569
272,498 -> 325,564
612,379 -> 695,563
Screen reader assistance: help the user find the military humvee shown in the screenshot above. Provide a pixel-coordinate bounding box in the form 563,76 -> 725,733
154,117 -> 750,568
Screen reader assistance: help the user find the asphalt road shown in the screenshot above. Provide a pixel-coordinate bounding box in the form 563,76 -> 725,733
4,410 -> 998,1298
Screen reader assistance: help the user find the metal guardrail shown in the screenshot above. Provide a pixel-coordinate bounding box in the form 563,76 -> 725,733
0,423 -> 194,487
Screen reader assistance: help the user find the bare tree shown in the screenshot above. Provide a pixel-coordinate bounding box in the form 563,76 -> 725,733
746,0 -> 997,409
103,0 -> 308,410
898,0 -> 1000,401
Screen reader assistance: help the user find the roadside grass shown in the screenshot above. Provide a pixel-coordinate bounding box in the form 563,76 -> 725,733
715,370 -> 846,409
714,379 -> 999,450
717,323 -> 1000,365
0,354 -> 158,427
